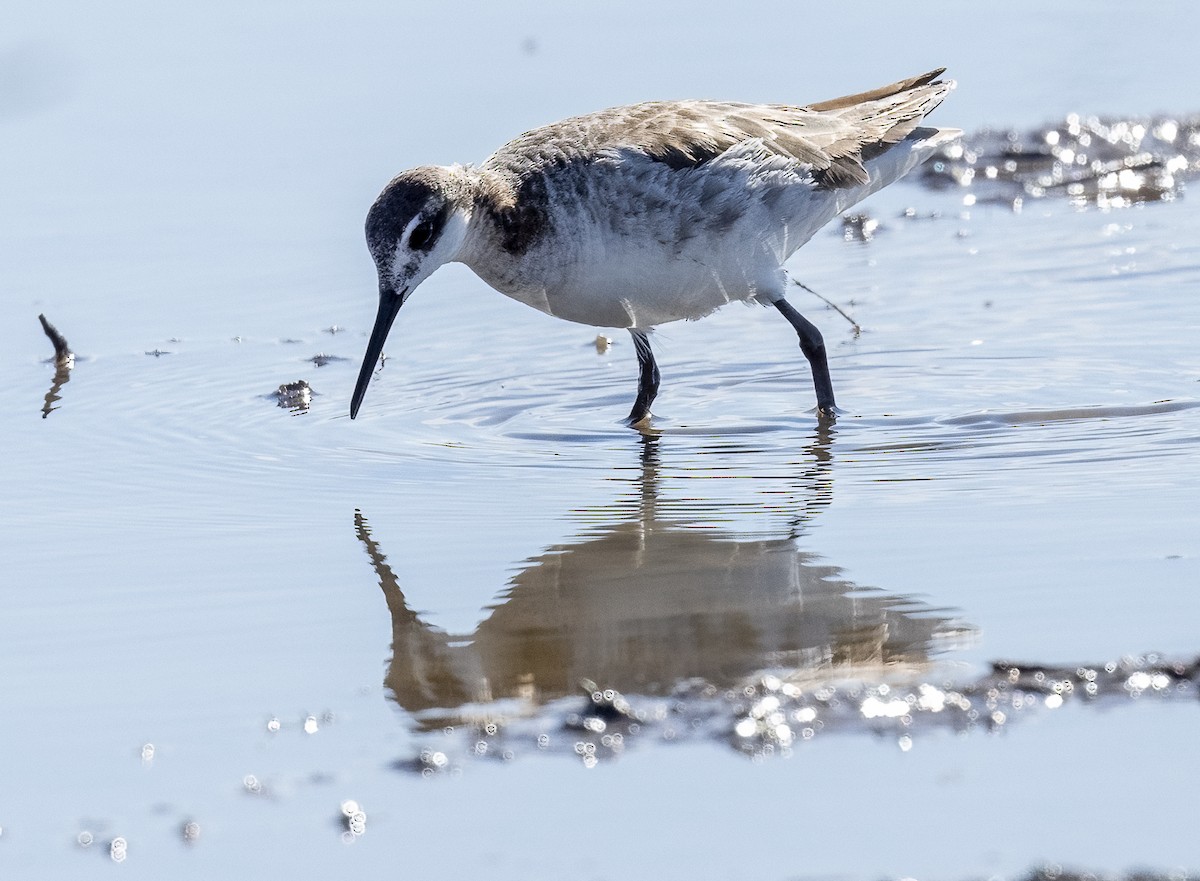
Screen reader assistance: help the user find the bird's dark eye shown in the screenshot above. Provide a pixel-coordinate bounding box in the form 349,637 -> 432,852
408,218 -> 437,252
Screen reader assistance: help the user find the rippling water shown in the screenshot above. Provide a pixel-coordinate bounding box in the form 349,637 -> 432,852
4,2 -> 1200,878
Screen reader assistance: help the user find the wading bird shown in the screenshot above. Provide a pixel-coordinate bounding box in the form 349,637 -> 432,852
351,69 -> 957,424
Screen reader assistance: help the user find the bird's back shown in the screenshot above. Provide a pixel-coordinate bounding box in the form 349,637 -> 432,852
463,70 -> 957,327
482,69 -> 955,189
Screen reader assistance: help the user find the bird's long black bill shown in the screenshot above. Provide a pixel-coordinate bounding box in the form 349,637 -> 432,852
350,289 -> 405,419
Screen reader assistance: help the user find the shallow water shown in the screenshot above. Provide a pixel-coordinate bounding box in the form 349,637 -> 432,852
5,2 -> 1200,878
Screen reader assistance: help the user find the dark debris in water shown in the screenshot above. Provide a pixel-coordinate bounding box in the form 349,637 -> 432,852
272,379 -> 313,411
397,652 -> 1199,773
38,313 -> 74,367
920,113 -> 1200,208
309,352 -> 348,367
37,313 -> 75,419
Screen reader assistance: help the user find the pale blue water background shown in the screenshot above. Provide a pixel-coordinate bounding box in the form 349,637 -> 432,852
3,1 -> 1200,878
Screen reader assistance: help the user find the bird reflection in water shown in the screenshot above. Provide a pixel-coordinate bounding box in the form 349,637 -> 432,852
354,428 -> 967,732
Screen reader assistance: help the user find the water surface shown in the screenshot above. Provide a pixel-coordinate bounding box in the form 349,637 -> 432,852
4,2 -> 1200,878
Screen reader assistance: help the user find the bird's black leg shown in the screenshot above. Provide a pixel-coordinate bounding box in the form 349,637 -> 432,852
774,298 -> 837,415
626,328 -> 660,425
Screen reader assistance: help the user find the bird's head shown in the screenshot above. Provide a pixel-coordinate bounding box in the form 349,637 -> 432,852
351,166 -> 471,418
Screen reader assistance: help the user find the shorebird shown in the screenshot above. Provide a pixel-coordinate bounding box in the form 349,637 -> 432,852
350,69 -> 958,424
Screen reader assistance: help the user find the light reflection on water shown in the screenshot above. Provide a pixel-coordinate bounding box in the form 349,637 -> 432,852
922,112 -> 1200,208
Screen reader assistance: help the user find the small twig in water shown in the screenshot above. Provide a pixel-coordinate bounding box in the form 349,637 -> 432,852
792,280 -> 861,338
38,314 -> 74,366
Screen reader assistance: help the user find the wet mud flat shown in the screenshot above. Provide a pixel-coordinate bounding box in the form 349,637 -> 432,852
396,653 -> 1200,771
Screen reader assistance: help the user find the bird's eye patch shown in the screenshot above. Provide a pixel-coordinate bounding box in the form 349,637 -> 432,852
408,218 -> 438,252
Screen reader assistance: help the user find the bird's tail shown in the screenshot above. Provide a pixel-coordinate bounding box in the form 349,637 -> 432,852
821,69 -> 954,145
814,70 -> 959,207
808,68 -> 947,109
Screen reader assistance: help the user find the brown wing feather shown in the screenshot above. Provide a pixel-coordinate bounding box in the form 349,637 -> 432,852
484,69 -> 953,193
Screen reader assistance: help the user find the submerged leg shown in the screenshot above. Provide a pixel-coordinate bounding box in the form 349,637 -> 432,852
626,328 -> 660,425
774,298 -> 837,415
